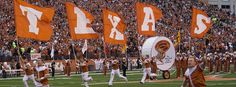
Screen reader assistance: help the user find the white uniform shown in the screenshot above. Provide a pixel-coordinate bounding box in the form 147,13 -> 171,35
35,66 -> 49,87
22,64 -> 37,87
141,59 -> 157,83
80,61 -> 92,87
109,60 -> 127,86
23,71 -> 37,87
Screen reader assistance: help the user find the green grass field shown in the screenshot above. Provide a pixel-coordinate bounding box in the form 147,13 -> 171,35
0,71 -> 236,87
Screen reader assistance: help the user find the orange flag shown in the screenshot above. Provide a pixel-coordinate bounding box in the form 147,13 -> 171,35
14,0 -> 54,41
190,8 -> 211,39
136,2 -> 163,36
65,2 -> 98,40
103,9 -> 126,45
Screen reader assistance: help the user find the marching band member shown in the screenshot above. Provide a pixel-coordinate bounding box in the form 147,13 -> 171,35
64,59 -> 71,77
223,54 -> 227,72
233,52 -> 236,72
75,60 -> 80,74
175,52 -> 182,79
181,53 -> 188,76
206,53 -> 211,73
226,52 -> 231,72
103,58 -> 109,76
219,53 -> 223,72
214,52 -> 220,72
209,53 -> 214,73
151,57 -> 157,80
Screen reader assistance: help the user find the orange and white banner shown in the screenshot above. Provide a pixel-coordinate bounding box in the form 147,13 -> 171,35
136,2 -> 163,36
103,9 -> 126,45
190,8 -> 211,39
65,2 -> 98,40
14,0 -> 54,41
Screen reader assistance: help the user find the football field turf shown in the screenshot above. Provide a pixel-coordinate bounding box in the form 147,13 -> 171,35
0,71 -> 236,87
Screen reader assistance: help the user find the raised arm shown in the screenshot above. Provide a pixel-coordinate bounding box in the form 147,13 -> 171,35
19,57 -> 26,70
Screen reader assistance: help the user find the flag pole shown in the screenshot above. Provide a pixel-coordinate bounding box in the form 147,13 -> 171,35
178,30 -> 181,53
125,44 -> 127,59
137,35 -> 141,59
125,44 -> 128,70
204,35 -> 208,55
86,40 -> 88,59
103,38 -> 107,59
71,40 -> 77,60
178,42 -> 181,53
51,42 -> 55,61
188,30 -> 191,53
189,37 -> 192,53
16,37 -> 24,63
205,38 -> 207,55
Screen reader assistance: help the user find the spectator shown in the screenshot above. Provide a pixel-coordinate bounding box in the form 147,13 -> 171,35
0,0 -> 235,63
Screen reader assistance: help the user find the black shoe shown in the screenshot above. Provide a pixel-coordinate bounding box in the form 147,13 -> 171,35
140,82 -> 144,84
108,85 -> 112,87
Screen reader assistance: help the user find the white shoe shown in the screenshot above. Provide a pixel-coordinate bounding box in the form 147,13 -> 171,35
125,77 -> 128,82
140,82 -> 144,84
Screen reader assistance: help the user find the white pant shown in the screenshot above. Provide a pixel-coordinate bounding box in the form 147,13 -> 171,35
23,74 -> 36,87
109,69 -> 127,85
35,81 -> 49,87
82,72 -> 92,87
141,68 -> 157,83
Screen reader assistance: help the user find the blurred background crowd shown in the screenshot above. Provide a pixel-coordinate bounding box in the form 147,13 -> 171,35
0,0 -> 235,62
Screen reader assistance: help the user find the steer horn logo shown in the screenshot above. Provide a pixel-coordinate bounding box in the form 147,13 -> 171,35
154,40 -> 170,63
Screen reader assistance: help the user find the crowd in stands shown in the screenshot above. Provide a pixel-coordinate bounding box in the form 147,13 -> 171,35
0,0 -> 235,62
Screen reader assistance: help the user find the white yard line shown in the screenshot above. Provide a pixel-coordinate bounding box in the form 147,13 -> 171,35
1,82 -> 236,87
0,73 -> 145,80
1,78 -> 236,86
81,81 -> 139,86
80,80 -> 236,86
